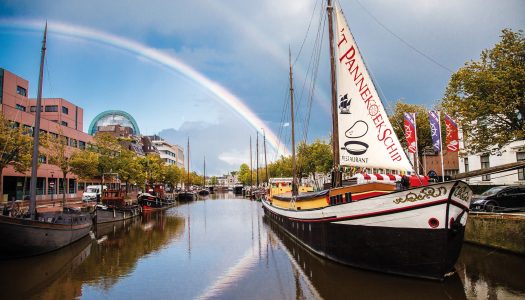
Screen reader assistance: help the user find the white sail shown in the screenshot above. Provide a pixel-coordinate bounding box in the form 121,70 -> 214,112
334,6 -> 413,172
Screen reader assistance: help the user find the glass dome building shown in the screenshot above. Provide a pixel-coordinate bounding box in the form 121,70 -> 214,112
88,110 -> 140,135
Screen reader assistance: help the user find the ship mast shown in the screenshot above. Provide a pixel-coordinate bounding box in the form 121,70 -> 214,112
327,0 -> 341,188
186,137 -> 190,191
289,48 -> 298,196
29,23 -> 47,220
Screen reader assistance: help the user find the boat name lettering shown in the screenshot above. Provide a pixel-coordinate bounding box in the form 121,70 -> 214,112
337,28 -> 402,162
393,187 -> 448,204
452,185 -> 471,202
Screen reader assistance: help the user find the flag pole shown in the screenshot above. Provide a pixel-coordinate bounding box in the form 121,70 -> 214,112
439,111 -> 445,182
413,113 -> 419,174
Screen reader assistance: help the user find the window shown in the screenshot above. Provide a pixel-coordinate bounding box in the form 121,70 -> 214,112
30,106 -> 43,112
62,106 -> 69,114
16,86 -> 27,97
38,155 -> 46,164
464,157 -> 469,173
518,152 -> 525,181
79,141 -> 86,150
61,121 -> 68,127
45,105 -> 58,112
70,139 -> 77,148
481,154 -> 490,181
15,104 -> 26,111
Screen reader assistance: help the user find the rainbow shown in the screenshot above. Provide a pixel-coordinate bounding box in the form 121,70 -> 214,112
0,18 -> 290,156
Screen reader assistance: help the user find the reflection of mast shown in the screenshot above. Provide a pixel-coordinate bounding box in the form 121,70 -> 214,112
187,203 -> 191,258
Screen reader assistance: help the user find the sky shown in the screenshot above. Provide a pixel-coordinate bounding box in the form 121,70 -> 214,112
0,0 -> 524,175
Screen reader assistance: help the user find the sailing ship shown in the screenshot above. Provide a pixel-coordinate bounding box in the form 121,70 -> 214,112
178,138 -> 197,202
0,24 -> 93,259
262,1 -> 472,280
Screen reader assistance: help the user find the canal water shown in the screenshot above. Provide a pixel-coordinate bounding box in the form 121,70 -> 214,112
1,193 -> 524,299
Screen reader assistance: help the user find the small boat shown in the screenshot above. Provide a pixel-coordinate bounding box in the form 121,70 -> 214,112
197,189 -> 210,197
0,24 -> 93,259
95,188 -> 140,224
262,2 -> 473,281
138,192 -> 174,211
178,191 -> 197,202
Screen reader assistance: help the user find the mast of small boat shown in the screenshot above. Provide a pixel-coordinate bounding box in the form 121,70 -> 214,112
250,136 -> 253,190
263,129 -> 269,187
289,47 -> 298,196
28,23 -> 47,220
203,155 -> 206,188
327,0 -> 341,188
256,132 -> 259,188
186,137 -> 190,192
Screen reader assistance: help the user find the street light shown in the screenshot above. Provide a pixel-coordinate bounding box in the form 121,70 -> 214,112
50,171 -> 55,206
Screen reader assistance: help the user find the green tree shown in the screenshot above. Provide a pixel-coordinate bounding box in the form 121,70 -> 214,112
442,29 -> 525,154
44,131 -> 77,205
237,163 -> 251,185
210,176 -> 218,185
139,154 -> 166,187
115,149 -> 142,195
268,155 -> 292,178
0,115 -> 32,201
93,133 -> 122,177
297,139 -> 332,178
165,164 -> 182,190
69,150 -> 99,180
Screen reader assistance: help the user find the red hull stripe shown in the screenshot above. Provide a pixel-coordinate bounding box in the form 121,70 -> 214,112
286,198 -> 468,223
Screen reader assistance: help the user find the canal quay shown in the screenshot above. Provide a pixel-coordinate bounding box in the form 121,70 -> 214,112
0,193 -> 523,300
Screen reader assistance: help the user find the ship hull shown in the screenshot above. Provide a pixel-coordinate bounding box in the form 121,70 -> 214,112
262,180 -> 472,280
95,206 -> 141,224
0,213 -> 93,259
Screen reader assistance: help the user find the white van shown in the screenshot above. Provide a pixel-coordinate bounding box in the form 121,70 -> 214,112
82,185 -> 107,202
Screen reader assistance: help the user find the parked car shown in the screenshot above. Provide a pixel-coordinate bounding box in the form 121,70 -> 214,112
470,185 -> 525,212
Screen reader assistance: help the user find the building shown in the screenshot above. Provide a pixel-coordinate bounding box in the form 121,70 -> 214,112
88,110 -> 140,136
421,149 -> 459,178
0,68 -> 94,202
148,135 -> 184,168
459,140 -> 525,186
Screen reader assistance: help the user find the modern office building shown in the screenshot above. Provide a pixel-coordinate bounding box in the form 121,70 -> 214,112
0,68 -> 94,202
148,135 -> 184,168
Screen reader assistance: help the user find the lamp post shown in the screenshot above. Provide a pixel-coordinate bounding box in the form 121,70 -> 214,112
50,171 -> 55,206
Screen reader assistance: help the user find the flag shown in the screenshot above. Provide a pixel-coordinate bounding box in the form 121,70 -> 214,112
403,112 -> 417,153
428,111 -> 442,153
445,114 -> 459,152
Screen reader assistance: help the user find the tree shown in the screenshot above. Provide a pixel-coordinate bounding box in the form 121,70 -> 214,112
442,29 -> 525,154
210,176 -> 218,185
268,155 -> 293,178
115,149 -> 142,195
139,154 -> 166,187
70,150 -> 99,180
93,133 -> 122,176
297,139 -> 332,178
165,164 -> 182,190
0,114 -> 32,201
237,163 -> 251,185
44,131 -> 77,205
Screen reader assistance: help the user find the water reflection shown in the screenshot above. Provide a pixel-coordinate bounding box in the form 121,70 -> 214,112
263,216 -> 467,300
457,244 -> 525,299
0,235 -> 92,300
1,196 -> 524,299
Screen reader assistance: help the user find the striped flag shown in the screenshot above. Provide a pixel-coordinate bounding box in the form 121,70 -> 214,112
428,111 -> 442,153
403,113 -> 417,153
445,114 -> 459,152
